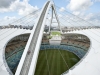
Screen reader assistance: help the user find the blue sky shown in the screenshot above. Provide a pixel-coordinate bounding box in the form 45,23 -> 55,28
28,0 -> 69,8
0,0 -> 100,25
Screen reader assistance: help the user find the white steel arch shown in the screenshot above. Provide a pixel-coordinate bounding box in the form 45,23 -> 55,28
15,1 -> 61,75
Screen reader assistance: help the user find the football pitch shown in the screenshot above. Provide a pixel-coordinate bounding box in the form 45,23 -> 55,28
35,49 -> 80,75
51,31 -> 61,36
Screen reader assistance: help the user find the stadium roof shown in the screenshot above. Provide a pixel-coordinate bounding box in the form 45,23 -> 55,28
0,28 -> 31,75
63,29 -> 100,75
0,28 -> 100,75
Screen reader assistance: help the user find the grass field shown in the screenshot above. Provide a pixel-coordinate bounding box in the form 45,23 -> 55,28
35,49 -> 80,75
51,31 -> 61,36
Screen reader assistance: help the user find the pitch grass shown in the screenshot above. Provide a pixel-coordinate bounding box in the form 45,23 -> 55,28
51,31 -> 61,36
35,49 -> 80,75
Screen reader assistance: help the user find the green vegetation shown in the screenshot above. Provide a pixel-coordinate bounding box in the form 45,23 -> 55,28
35,49 -> 80,75
51,31 -> 61,36
47,36 -> 52,39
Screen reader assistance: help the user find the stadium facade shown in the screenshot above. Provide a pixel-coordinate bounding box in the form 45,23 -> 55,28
0,1 -> 100,75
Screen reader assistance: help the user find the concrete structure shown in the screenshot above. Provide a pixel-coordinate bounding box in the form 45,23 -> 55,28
0,0 -> 100,75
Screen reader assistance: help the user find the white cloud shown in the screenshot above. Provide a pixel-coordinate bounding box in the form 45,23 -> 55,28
4,16 -> 16,20
84,13 -> 93,20
0,0 -> 39,16
0,16 -> 17,25
59,7 -> 65,12
77,12 -> 100,26
0,0 -> 16,8
67,0 -> 93,11
72,11 -> 80,15
57,0 -> 100,26
58,14 -> 62,18
18,5 -> 38,16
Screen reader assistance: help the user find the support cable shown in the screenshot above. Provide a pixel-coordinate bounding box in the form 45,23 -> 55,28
55,6 -> 100,37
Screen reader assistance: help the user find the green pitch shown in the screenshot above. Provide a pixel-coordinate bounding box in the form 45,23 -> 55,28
35,49 -> 80,75
51,31 -> 61,36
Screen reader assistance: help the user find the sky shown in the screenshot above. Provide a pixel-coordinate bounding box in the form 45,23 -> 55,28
0,0 -> 100,26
